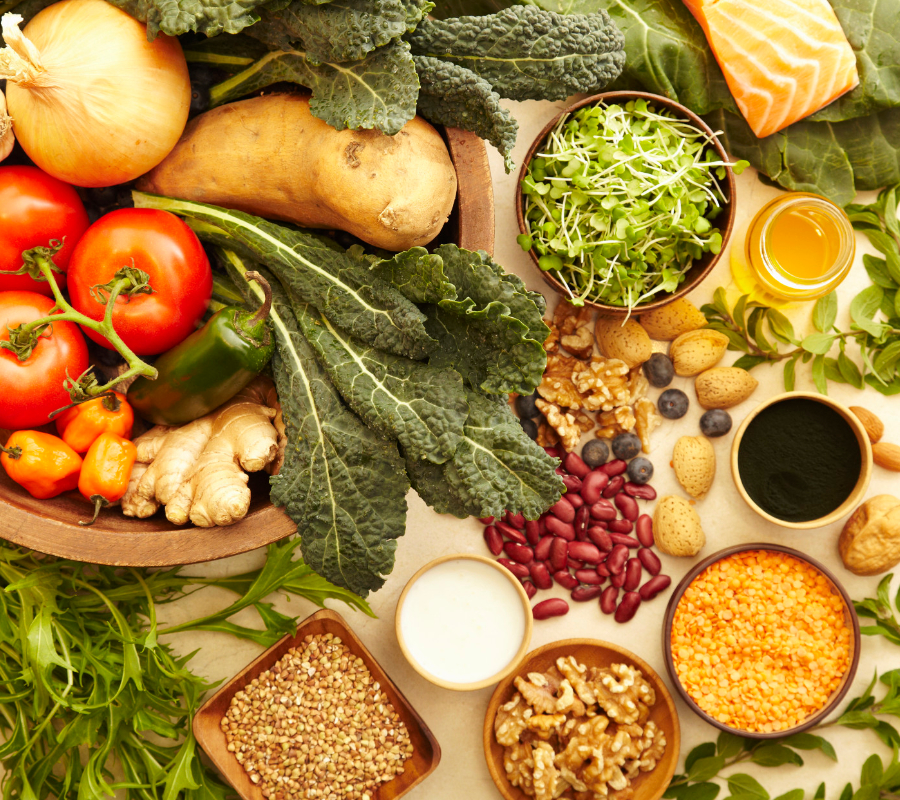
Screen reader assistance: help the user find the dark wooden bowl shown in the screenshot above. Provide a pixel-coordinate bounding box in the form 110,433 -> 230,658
662,543 -> 861,739
515,91 -> 736,317
193,608 -> 441,800
0,128 -> 494,566
484,638 -> 681,800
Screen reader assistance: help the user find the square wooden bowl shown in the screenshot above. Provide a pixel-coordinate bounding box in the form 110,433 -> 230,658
193,608 -> 441,800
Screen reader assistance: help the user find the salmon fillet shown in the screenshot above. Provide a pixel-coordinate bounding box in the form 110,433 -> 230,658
684,0 -> 859,138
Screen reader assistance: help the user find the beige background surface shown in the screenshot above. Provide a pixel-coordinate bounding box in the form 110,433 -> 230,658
166,98 -> 900,799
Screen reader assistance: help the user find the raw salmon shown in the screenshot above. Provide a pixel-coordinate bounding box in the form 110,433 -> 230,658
683,0 -> 859,138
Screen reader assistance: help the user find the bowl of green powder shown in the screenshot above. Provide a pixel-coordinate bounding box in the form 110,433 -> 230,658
731,392 -> 873,529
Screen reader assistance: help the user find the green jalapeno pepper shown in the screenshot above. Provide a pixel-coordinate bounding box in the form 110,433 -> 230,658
127,272 -> 273,426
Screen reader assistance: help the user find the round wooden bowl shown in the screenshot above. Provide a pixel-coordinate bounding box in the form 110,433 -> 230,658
484,638 -> 680,800
515,91 -> 736,317
0,128 -> 495,567
662,543 -> 861,738
730,391 -> 872,529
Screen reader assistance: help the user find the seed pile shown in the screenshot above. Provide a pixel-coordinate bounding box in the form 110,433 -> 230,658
671,550 -> 852,733
221,633 -> 414,800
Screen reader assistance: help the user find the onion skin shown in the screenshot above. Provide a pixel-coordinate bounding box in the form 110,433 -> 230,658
5,0 -> 191,187
0,89 -> 13,163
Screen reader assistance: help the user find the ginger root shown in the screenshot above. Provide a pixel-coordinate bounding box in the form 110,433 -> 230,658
122,378 -> 281,527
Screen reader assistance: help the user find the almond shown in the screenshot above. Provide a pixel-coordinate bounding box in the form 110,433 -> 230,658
695,367 -> 758,409
873,442 -> 900,472
850,406 -> 884,444
653,495 -> 705,557
670,329 -> 730,376
594,316 -> 652,368
672,436 -> 716,498
638,298 -> 707,341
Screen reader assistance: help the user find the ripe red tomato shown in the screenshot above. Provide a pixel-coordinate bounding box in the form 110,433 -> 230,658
0,166 -> 91,295
0,292 -> 90,430
67,209 -> 212,355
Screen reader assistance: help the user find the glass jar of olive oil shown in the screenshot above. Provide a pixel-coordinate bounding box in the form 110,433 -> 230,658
745,192 -> 855,300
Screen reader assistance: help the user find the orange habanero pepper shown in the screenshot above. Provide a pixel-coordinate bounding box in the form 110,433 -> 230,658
55,391 -> 134,453
0,431 -> 83,499
78,432 -> 137,526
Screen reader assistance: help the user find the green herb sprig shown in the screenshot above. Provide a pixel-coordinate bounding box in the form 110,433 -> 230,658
855,573 -> 900,647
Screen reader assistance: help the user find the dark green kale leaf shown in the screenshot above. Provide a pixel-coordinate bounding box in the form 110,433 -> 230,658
401,0 -> 433,31
369,245 -> 457,303
407,5 -> 624,102
403,449 -> 470,518
105,0 -> 276,38
413,55 -> 518,172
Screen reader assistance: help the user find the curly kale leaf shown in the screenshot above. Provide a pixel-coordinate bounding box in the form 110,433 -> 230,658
414,56 -> 518,173
407,5 -> 624,102
209,41 -> 419,135
370,246 -> 456,303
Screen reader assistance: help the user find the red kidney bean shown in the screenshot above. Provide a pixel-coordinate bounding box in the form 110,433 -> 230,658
609,533 -> 640,548
497,559 -> 530,578
505,511 -> 526,530
600,585 -> 618,614
624,558 -> 643,592
587,527 -> 613,552
563,452 -> 591,478
568,494 -> 584,510
580,471 -> 610,505
635,514 -> 654,547
483,525 -> 503,555
615,493 -> 639,522
639,574 -> 671,601
589,499 -> 617,521
538,516 -> 549,537
544,515 -> 575,541
544,446 -> 561,459
638,548 -> 661,575
625,483 -> 657,500
534,536 -> 553,562
478,516 -> 495,525
521,580 -> 537,599
600,459 -> 628,477
615,591 -> 642,622
496,521 -> 527,544
549,497 -> 576,523
595,562 -> 611,577
529,561 -> 553,590
571,585 -> 604,602
525,520 -> 541,546
610,570 -> 626,588
608,518 -> 633,534
533,598 -> 569,620
561,474 -> 582,493
567,541 -> 602,564
567,558 -> 585,571
575,527 -> 589,543
607,544 -> 629,574
574,506 -> 590,538
574,569 -> 604,585
549,538 -> 568,572
602,476 -> 626,498
553,570 -> 579,590
555,466 -> 565,475
504,542 -> 534,564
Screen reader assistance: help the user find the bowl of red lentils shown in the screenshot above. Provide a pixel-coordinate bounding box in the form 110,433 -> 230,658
663,544 -> 860,738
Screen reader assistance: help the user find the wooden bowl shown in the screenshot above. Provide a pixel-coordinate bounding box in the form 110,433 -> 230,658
0,127 -> 494,566
193,608 -> 441,800
515,91 -> 736,317
730,391 -> 872,529
483,638 -> 680,800
662,543 -> 861,738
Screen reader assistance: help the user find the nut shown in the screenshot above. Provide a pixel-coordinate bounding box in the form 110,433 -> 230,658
850,406 -> 884,444
669,329 -> 729,376
694,367 -> 758,409
653,495 -> 705,557
638,298 -> 706,340
873,442 -> 900,472
595,317 -> 652,368
839,495 -> 900,575
672,436 -> 715,499
537,399 -> 594,452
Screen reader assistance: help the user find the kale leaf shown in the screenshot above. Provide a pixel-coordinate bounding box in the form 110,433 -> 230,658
105,0 -> 275,38
408,5 -> 624,102
369,246 -> 457,303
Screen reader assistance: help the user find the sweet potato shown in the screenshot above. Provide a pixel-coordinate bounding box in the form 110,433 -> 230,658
136,93 -> 458,251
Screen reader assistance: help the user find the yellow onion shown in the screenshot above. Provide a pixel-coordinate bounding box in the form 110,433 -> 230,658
0,88 -> 13,163
0,0 -> 191,187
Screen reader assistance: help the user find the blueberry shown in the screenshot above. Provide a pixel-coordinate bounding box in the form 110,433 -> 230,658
520,417 -> 538,440
642,353 -> 675,388
700,409 -> 732,438
627,457 -> 654,484
658,389 -> 689,420
612,432 -> 641,461
515,391 -> 541,419
581,439 -> 609,468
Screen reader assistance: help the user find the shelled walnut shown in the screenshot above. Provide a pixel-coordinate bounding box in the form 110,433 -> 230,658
494,657 -> 666,800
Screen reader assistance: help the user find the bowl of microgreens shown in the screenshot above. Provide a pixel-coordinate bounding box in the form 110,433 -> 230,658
516,92 -> 744,316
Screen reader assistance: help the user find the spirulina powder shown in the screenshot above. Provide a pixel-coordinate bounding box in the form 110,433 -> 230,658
737,398 -> 861,523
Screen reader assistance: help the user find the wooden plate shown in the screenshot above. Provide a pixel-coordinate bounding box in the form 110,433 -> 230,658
0,127 -> 494,566
483,638 -> 681,800
193,608 -> 441,800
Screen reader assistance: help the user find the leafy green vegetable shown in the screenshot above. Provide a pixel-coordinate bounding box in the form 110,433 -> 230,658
369,245 -> 457,304
855,573 -> 900,647
105,0 -> 275,38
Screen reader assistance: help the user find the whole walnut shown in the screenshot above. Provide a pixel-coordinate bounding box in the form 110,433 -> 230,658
839,495 -> 900,575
